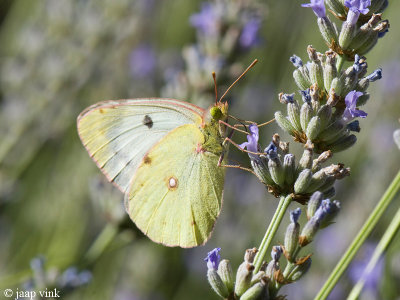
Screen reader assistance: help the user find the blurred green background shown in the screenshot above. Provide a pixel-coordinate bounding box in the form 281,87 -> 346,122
0,0 -> 399,299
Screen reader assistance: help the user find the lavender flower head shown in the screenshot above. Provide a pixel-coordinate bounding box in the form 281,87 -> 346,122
239,18 -> 261,49
342,90 -> 368,122
344,0 -> 371,25
190,3 -> 220,36
239,124 -> 259,160
129,44 -> 156,78
301,0 -> 326,18
204,248 -> 221,270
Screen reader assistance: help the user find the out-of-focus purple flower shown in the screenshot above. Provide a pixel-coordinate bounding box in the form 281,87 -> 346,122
239,19 -> 261,49
190,3 -> 220,36
129,44 -> 156,78
342,90 -> 368,122
59,267 -> 92,289
204,248 -> 221,270
348,243 -> 384,293
290,208 -> 302,223
290,55 -> 303,68
239,124 -> 259,160
344,0 -> 371,25
301,0 -> 326,18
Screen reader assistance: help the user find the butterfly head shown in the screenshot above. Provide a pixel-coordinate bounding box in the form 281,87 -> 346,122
210,102 -> 228,122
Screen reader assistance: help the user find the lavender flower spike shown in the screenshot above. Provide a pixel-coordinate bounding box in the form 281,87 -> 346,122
301,0 -> 326,18
239,19 -> 261,49
342,90 -> 368,122
239,124 -> 259,160
204,248 -> 221,270
344,0 -> 371,25
190,3 -> 219,35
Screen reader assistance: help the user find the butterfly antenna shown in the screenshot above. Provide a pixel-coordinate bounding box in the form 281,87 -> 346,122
212,72 -> 218,105
219,59 -> 258,103
258,118 -> 276,127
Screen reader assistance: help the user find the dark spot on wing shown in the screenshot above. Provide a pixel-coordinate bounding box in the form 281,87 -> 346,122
99,109 -> 104,114
143,115 -> 153,129
143,155 -> 152,164
191,221 -> 196,226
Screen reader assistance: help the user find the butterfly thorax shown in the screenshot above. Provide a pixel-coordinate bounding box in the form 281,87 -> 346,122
199,103 -> 228,155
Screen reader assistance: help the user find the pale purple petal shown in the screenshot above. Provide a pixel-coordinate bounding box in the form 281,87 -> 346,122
204,248 -> 221,270
343,90 -> 367,121
239,19 -> 261,48
301,0 -> 326,18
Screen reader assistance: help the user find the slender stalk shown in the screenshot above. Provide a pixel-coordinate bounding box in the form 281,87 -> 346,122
253,195 -> 292,273
314,169 -> 400,300
347,205 -> 400,300
83,223 -> 119,267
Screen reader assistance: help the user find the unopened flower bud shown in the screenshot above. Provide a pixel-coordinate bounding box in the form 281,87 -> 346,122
288,257 -> 312,281
307,46 -> 325,90
285,208 -> 301,260
275,111 -> 297,136
307,191 -> 324,219
268,157 -> 285,187
306,116 -> 322,141
323,52 -> 337,92
294,169 -> 313,194
217,260 -> 234,293
319,120 -> 346,142
300,102 -> 314,132
339,21 -> 357,49
394,129 -> 400,150
317,104 -> 333,130
235,262 -> 254,297
299,142 -> 314,170
318,16 -> 338,47
293,67 -> 312,90
283,154 -> 296,186
240,277 -> 269,300
207,269 -> 229,298
287,100 -> 302,131
330,78 -> 344,97
305,169 -> 329,193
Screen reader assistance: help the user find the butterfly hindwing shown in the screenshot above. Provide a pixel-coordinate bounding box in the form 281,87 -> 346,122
125,124 -> 225,248
77,99 -> 204,192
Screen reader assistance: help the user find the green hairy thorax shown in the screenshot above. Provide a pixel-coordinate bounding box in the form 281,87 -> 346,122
200,102 -> 229,156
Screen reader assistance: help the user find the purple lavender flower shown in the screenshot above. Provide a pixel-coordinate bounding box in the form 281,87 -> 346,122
264,142 -> 278,159
129,44 -> 156,78
204,248 -> 221,270
190,3 -> 220,36
342,90 -> 368,122
290,55 -> 303,68
271,245 -> 283,261
344,0 -> 371,25
300,89 -> 311,103
366,68 -> 383,82
301,0 -> 326,18
239,124 -> 259,159
290,208 -> 302,223
239,19 -> 261,49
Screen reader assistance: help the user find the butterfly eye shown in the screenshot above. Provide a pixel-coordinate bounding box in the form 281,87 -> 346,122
210,106 -> 223,121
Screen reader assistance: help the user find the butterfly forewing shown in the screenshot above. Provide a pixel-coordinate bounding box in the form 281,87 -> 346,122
77,99 -> 204,192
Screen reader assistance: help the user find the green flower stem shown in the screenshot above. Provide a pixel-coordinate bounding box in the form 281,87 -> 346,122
347,204 -> 400,300
83,223 -> 119,267
336,54 -> 345,73
254,194 -> 293,273
314,169 -> 400,300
